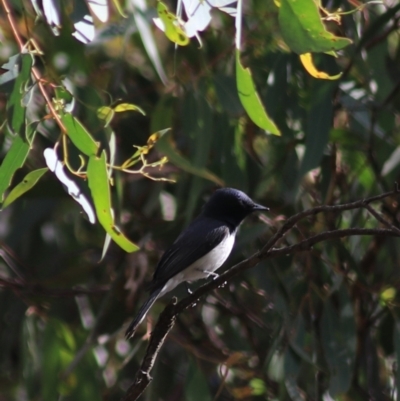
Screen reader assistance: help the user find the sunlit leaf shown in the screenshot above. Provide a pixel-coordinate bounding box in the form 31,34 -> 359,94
114,103 -> 146,115
87,151 -> 139,252
87,0 -> 109,22
380,287 -> 396,306
44,148 -> 96,223
279,0 -> 352,54
236,50 -> 280,135
43,0 -> 61,35
300,53 -> 342,80
155,1 -> 190,46
112,0 -> 128,17
132,0 -> 168,84
97,106 -> 114,127
60,113 -> 99,156
3,168 -> 48,209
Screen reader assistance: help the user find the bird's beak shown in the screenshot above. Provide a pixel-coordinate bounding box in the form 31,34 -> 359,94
252,204 -> 269,212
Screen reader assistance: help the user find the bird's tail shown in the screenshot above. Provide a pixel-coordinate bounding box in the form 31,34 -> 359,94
125,287 -> 162,339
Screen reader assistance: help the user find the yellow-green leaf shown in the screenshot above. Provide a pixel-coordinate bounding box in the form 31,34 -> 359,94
3,168 -> 48,208
87,151 -> 139,253
300,53 -> 342,80
157,1 -> 189,46
111,0 -> 128,18
236,51 -> 280,136
97,106 -> 114,127
61,113 -> 99,156
114,103 -> 146,115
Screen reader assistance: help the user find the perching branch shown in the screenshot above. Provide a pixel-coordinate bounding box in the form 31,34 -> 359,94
121,187 -> 400,401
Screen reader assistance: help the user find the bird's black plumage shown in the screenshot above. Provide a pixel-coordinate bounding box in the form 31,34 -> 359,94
125,188 -> 268,338
149,218 -> 232,291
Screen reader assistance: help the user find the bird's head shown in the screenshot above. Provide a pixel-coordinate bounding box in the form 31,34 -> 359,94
202,188 -> 269,228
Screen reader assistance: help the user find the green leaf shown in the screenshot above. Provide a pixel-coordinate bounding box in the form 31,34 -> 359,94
61,113 -> 99,156
155,130 -> 224,185
7,53 -> 33,138
87,151 -> 139,252
3,168 -> 48,208
0,133 -> 34,204
279,0 -> 352,54
235,50 -> 280,136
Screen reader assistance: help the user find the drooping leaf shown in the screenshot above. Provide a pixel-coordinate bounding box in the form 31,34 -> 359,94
236,50 -> 280,135
132,0 -> 168,84
71,0 -> 95,44
7,53 -> 33,138
114,103 -> 146,115
86,0 -> 109,22
0,132 -> 34,205
42,0 -> 61,35
300,53 -> 342,80
2,168 -> 48,209
279,0 -> 352,54
111,0 -> 128,17
155,1 -> 190,46
60,113 -> 99,156
87,151 -> 139,252
43,148 -> 96,223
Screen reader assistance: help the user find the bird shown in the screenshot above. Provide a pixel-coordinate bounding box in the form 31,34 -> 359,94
125,187 -> 269,338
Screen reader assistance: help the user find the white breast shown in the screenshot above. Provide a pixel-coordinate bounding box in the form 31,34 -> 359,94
159,234 -> 235,297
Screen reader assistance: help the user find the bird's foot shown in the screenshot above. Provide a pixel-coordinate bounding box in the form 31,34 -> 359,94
204,270 -> 219,280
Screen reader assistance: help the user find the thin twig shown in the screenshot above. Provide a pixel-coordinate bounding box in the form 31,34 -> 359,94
363,202 -> 400,235
1,0 -> 66,133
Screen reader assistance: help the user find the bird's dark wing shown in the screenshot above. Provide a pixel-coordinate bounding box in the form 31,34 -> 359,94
148,217 -> 230,291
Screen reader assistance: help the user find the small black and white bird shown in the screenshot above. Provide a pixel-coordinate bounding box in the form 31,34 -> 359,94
125,188 -> 268,338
